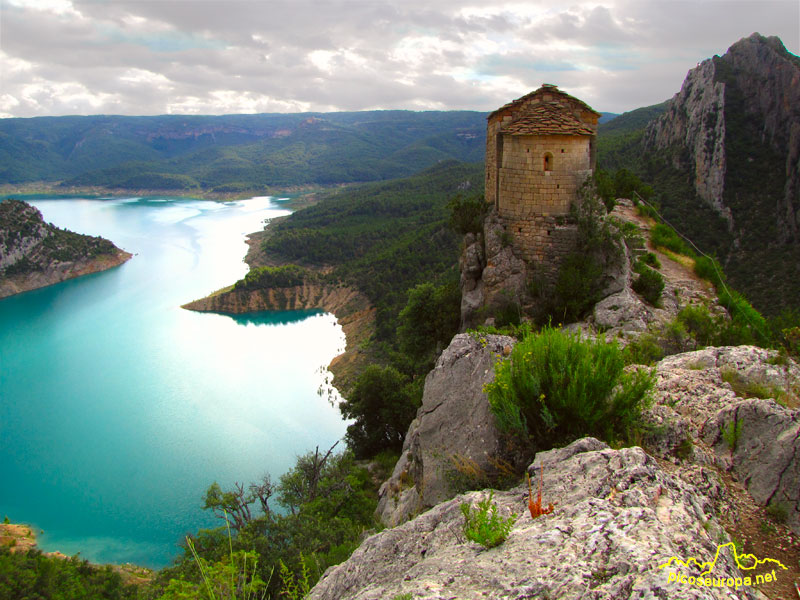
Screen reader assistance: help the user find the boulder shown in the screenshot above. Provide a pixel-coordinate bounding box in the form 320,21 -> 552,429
312,439 -> 765,600
377,333 -> 513,527
649,346 -> 800,534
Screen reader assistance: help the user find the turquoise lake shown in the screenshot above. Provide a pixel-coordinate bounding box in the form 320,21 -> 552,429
0,196 -> 348,568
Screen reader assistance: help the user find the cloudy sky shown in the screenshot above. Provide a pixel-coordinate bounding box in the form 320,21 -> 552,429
1,0 -> 797,118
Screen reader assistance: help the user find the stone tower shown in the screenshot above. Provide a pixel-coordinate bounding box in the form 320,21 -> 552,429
485,84 -> 600,273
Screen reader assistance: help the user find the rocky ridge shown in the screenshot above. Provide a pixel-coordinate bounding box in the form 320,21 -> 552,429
345,195 -> 800,599
645,33 -> 800,240
315,438 -> 790,600
0,199 -> 131,299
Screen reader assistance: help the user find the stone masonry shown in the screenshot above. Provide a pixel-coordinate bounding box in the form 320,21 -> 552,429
485,85 -> 600,272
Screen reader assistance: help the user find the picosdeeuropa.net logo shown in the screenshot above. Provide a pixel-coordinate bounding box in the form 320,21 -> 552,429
658,541 -> 789,591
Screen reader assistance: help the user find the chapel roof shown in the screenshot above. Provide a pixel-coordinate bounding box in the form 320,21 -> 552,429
489,84 -> 600,136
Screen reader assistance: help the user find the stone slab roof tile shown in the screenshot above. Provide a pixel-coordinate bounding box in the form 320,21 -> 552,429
499,102 -> 595,136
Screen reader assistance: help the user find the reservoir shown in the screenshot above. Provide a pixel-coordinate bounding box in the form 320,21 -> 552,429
0,196 -> 348,568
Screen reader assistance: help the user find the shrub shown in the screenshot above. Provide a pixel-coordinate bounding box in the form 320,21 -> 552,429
716,288 -> 769,346
460,491 -> 517,549
485,326 -> 654,451
448,193 -> 489,235
650,224 -> 692,256
622,333 -> 665,366
677,304 -> 717,347
636,202 -> 659,220
640,252 -> 661,269
693,255 -> 725,288
552,253 -> 603,322
632,262 -> 665,306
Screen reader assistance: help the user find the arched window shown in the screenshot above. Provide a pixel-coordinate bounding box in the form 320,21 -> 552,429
544,152 -> 553,172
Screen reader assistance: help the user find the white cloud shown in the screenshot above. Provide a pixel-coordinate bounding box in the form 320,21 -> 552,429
0,0 -> 797,117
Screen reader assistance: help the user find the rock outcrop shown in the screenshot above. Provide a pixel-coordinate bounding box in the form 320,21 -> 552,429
0,199 -> 131,298
645,33 -> 800,239
460,210 -> 530,330
313,439 -> 771,600
651,346 -> 800,535
377,333 -> 513,526
376,333 -> 800,542
643,33 -> 800,312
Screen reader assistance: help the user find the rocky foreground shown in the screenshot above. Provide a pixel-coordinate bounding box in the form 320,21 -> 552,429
0,199 -> 131,298
313,336 -> 799,599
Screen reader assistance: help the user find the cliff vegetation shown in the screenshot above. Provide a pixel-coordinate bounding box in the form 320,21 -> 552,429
0,199 -> 131,298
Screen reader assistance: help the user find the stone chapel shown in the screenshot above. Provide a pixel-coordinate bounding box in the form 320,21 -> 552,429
485,84 -> 600,270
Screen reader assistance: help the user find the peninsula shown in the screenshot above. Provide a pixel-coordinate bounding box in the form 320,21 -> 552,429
0,199 -> 132,298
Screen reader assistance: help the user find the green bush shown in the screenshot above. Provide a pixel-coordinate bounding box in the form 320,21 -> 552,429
677,305 -> 717,347
693,255 -> 725,288
552,253 -> 603,322
339,365 -> 419,458
448,193 -> 489,235
485,326 -> 654,451
640,252 -> 661,269
650,224 -> 692,256
632,262 -> 664,306
460,491 -> 517,549
622,333 -> 665,366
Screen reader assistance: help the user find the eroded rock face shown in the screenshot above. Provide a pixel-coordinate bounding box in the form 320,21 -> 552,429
646,58 -> 729,227
650,346 -> 800,534
376,333 -> 513,527
313,439 -> 764,600
459,210 -> 529,330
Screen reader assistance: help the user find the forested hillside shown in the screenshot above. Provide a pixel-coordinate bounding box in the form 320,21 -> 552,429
0,111 -> 485,192
260,160 -> 483,343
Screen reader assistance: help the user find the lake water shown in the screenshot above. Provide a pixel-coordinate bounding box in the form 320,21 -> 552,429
0,196 -> 348,568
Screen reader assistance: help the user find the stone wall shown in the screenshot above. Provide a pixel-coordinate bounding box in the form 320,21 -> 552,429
496,133 -> 590,267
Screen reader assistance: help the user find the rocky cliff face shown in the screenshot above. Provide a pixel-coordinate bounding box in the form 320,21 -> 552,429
0,199 -> 131,298
645,59 -> 730,227
314,438 -> 784,600
643,33 -> 800,312
645,33 -> 800,239
325,332 -> 800,599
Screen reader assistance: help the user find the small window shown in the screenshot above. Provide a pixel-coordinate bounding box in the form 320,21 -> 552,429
561,149 -> 565,153
544,153 -> 553,171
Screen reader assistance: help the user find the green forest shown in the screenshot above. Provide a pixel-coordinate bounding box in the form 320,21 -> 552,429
0,112 -> 485,193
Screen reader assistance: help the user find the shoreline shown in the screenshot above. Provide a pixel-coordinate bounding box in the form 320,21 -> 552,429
0,182 -> 345,204
0,521 -> 153,584
182,282 -> 374,395
0,248 -> 133,300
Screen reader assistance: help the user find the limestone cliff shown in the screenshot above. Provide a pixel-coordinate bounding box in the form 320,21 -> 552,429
0,199 -> 131,298
645,33 -> 800,238
182,282 -> 374,392
643,33 -> 800,311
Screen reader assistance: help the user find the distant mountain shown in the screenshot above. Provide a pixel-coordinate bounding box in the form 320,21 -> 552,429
0,111 -> 486,192
596,33 -> 800,315
598,112 -> 620,124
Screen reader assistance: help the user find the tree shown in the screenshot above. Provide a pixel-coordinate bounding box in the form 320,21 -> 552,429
339,365 -> 418,458
396,281 -> 461,367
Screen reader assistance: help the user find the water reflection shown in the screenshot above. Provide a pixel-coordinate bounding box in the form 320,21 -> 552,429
217,309 -> 325,327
